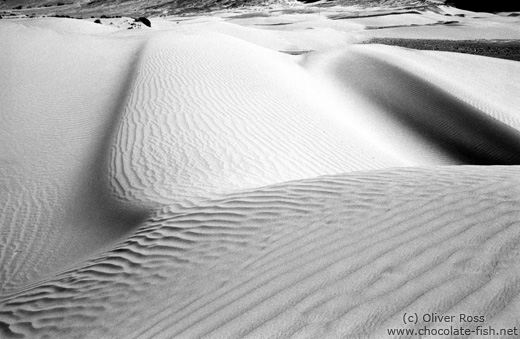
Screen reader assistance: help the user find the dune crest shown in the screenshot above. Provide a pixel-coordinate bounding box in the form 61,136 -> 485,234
2,167 -> 520,338
0,22 -> 149,292
108,31 -> 405,208
301,45 -> 520,165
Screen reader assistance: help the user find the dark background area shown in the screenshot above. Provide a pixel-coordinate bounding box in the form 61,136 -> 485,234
445,0 -> 520,12
1,0 -> 519,18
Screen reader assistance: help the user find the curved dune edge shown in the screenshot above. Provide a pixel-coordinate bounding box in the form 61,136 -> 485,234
108,31 -> 410,210
2,166 -> 520,338
300,45 -> 520,166
0,22 -> 152,292
1,15 -> 520,339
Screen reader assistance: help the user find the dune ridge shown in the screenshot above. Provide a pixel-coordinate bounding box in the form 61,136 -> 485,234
108,31 -> 408,208
2,167 -> 520,338
302,45 -> 520,165
0,22 -> 150,292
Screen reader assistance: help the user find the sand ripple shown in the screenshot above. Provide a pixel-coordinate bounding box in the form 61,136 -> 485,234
2,167 -> 520,338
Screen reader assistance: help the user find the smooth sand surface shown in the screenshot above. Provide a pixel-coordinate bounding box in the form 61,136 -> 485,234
1,4 -> 520,338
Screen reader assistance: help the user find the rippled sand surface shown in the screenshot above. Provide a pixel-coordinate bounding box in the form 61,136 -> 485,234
1,3 -> 520,338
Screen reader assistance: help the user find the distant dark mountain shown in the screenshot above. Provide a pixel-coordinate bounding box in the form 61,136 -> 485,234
445,0 -> 520,12
1,0 -> 518,17
0,0 -> 292,16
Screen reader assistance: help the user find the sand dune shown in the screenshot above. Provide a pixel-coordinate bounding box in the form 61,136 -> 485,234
1,5 -> 520,339
109,31 -> 409,209
2,167 -> 520,338
301,45 -> 520,165
0,22 -> 149,292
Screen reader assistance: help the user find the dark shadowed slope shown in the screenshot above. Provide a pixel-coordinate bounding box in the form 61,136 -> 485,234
301,45 -> 520,165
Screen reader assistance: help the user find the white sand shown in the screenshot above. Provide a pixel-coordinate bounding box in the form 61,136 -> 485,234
1,4 -> 520,338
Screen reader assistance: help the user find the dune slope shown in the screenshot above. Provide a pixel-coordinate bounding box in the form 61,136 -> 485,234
108,31 -> 410,209
2,167 -> 520,338
0,22 -> 150,292
301,45 -> 520,165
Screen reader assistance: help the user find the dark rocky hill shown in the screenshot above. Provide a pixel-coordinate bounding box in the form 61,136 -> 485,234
0,0 -> 517,17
